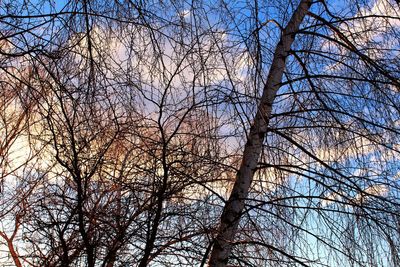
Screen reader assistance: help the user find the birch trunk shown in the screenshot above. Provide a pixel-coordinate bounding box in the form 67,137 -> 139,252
208,1 -> 313,266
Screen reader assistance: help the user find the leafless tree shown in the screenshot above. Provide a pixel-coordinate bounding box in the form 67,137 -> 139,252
1,0 -> 400,266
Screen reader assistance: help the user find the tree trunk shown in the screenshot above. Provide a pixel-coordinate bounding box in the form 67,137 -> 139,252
0,231 -> 22,267
7,239 -> 22,267
208,1 -> 313,266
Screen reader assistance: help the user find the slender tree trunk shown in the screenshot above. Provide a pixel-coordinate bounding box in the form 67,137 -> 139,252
76,179 -> 95,267
7,239 -> 22,267
138,145 -> 169,267
208,1 -> 313,266
0,232 -> 22,267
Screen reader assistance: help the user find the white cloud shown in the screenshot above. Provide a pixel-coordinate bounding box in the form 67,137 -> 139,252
321,191 -> 343,207
178,9 -> 191,19
354,184 -> 389,203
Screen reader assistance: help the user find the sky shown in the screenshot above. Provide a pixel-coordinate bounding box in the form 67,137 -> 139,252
1,0 -> 400,266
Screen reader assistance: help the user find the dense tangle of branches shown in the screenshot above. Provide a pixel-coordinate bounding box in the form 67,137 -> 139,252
0,0 -> 399,266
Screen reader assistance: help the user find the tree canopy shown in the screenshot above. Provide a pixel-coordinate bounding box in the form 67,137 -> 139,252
0,0 -> 400,266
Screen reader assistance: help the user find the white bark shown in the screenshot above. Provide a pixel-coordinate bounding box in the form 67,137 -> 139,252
208,1 -> 313,266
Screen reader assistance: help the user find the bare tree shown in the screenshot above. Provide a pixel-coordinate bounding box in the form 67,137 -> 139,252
1,0 -> 400,266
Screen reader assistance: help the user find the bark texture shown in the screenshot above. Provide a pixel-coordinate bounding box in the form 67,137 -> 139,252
208,1 -> 313,266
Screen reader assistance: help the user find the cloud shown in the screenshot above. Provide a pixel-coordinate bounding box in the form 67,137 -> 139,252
321,0 -> 400,71
178,9 -> 191,19
354,184 -> 389,203
348,0 -> 400,47
321,191 -> 343,207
